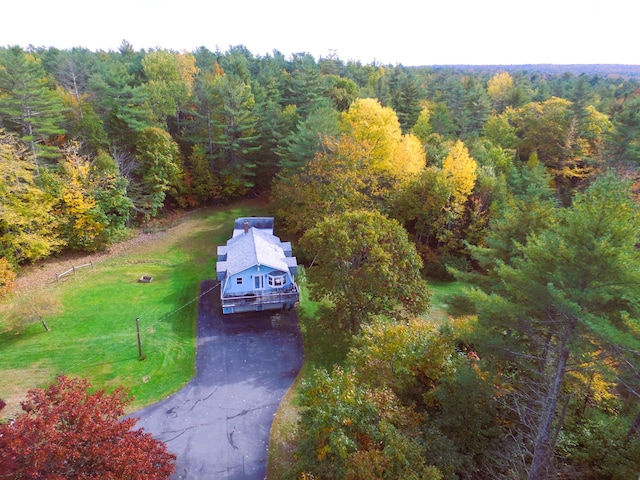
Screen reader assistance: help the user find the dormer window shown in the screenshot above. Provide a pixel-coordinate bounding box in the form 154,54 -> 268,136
267,271 -> 287,287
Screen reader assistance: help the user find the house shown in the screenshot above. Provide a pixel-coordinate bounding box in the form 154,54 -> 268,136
216,217 -> 299,314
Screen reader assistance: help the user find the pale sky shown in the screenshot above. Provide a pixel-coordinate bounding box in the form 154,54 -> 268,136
2,0 -> 637,66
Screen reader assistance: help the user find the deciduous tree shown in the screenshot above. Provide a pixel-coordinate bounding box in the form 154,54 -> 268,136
0,257 -> 16,298
487,72 -> 515,113
339,97 -> 425,177
270,135 -> 377,238
441,140 -> 477,215
141,49 -> 199,126
0,375 -> 175,479
508,96 -> 610,203
132,127 -> 182,217
299,210 -> 431,331
0,132 -> 62,263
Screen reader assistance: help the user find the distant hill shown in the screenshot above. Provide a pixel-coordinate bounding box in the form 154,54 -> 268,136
417,64 -> 640,78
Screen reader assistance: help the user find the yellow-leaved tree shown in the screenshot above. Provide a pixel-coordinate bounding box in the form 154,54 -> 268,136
142,50 -> 199,125
441,140 -> 477,215
58,149 -> 105,250
487,72 -> 515,113
339,98 -> 425,178
394,133 -> 427,174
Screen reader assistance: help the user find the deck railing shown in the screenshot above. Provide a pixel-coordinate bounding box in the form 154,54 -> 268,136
221,287 -> 299,309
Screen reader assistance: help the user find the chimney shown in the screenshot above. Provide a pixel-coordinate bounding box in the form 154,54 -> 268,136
244,220 -> 249,234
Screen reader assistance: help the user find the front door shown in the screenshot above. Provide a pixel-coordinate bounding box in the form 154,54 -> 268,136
254,274 -> 264,290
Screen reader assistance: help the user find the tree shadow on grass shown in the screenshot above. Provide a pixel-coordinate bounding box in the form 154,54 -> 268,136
299,303 -> 352,371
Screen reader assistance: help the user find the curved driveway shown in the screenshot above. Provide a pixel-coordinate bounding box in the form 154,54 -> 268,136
131,280 -> 304,479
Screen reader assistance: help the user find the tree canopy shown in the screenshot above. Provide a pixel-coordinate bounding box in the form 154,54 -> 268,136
300,210 -> 431,331
0,375 -> 175,479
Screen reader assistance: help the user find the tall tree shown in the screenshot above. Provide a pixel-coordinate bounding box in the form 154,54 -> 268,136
88,50 -> 152,150
339,98 -> 425,177
131,127 -> 182,217
56,146 -> 132,251
459,76 -> 492,138
141,49 -> 199,127
470,175 -> 640,479
285,55 -> 323,119
270,135 -> 379,238
208,73 -> 260,197
441,140 -> 477,216
387,67 -> 423,132
0,46 -> 66,166
322,74 -> 359,112
508,96 -> 610,203
607,92 -> 640,165
0,132 -> 62,264
487,72 -> 515,113
276,99 -> 339,171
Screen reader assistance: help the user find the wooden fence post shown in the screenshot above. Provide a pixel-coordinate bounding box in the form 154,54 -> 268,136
136,317 -> 145,361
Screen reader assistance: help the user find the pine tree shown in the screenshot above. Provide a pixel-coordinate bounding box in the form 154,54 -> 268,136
471,175 -> 640,479
0,46 -> 66,166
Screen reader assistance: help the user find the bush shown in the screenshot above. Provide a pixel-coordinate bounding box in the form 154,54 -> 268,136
0,257 -> 16,298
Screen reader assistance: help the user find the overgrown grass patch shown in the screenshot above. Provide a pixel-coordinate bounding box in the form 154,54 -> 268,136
0,201 -> 266,417
427,279 -> 469,324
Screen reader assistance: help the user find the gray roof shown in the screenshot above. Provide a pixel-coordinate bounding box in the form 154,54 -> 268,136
232,217 -> 274,237
217,227 -> 297,278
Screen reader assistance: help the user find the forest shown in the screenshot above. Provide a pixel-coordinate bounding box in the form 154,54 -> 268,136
1,41 -> 640,479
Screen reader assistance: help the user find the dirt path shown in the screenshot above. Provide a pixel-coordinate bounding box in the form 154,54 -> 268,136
12,199 -> 263,292
14,230 -> 172,292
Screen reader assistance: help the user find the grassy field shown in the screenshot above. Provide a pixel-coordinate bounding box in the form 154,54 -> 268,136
1,200 -> 464,478
0,200 -> 266,418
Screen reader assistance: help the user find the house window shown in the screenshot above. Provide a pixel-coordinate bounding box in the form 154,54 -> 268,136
267,271 -> 287,287
236,277 -> 243,285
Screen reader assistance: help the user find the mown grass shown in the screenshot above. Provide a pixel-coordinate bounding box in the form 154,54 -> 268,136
267,277 -> 464,479
0,200 -> 266,418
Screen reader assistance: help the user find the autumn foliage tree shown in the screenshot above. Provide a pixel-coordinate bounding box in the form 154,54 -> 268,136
0,375 -> 175,479
0,131 -> 62,264
299,210 -> 431,331
0,256 -> 16,298
339,97 -> 425,177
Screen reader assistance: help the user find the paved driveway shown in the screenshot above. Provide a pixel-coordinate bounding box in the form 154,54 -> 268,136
131,280 -> 304,479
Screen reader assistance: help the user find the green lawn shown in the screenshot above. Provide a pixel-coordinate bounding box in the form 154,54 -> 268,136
0,201 -> 266,417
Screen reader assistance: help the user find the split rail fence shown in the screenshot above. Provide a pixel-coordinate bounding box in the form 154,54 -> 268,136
55,262 -> 94,282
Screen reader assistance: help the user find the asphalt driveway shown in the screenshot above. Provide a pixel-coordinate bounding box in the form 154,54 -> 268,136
131,280 -> 304,479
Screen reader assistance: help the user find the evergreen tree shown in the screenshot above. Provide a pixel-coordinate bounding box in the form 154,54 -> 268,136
87,50 -> 152,150
285,57 -> 323,119
607,93 -> 640,165
388,67 -> 422,132
470,175 -> 640,479
276,99 -> 339,171
209,74 -> 260,197
0,46 -> 66,166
